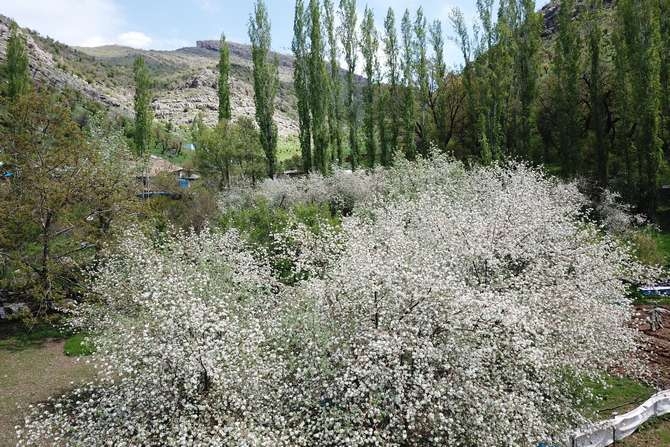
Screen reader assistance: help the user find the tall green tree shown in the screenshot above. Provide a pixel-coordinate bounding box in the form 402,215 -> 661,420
450,8 -> 478,158
401,9 -> 416,160
249,0 -> 280,178
414,7 -> 429,156
383,8 -> 400,162
133,56 -> 153,156
309,0 -> 330,174
292,0 -> 312,172
360,6 -> 378,168
324,0 -> 344,164
616,0 -> 662,215
586,0 -> 608,186
553,0 -> 581,176
2,23 -> 30,100
510,0 -> 541,160
376,50 -> 389,167
339,0 -> 358,169
660,0 -> 670,157
218,33 -> 231,121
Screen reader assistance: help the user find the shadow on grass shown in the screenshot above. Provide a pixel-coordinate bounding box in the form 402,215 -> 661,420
0,321 -> 68,352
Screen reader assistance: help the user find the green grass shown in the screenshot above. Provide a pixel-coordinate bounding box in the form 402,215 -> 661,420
620,415 -> 670,446
0,323 -> 67,352
579,375 -> 654,419
63,333 -> 95,356
277,135 -> 300,165
652,231 -> 670,265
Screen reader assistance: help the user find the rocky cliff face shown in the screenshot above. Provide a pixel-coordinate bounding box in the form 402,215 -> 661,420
0,15 -> 298,135
0,15 -> 130,112
540,0 -> 615,37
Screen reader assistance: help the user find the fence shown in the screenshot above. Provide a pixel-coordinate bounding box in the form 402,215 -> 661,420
570,389 -> 670,446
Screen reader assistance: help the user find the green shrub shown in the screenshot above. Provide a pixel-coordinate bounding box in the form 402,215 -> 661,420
63,333 -> 95,356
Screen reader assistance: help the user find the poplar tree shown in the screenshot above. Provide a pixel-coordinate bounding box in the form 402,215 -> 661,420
360,6 -> 378,168
429,19 -> 447,150
401,9 -> 416,160
292,0 -> 312,172
376,49 -> 389,166
660,0 -> 670,156
511,0 -> 541,160
414,8 -> 429,156
450,8 -> 478,157
553,0 -> 581,175
218,33 -> 231,121
383,8 -> 400,161
324,0 -> 344,164
587,0 -> 608,186
133,56 -> 153,156
616,0 -> 662,215
2,23 -> 30,100
249,0 -> 279,178
309,0 -> 330,174
339,0 -> 358,169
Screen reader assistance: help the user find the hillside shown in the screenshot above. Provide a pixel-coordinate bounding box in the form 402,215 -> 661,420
0,14 -> 299,135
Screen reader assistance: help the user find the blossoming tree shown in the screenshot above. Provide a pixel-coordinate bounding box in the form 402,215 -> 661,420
20,160 -> 653,446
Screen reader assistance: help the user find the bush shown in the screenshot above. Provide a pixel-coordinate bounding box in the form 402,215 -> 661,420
19,161 -> 656,446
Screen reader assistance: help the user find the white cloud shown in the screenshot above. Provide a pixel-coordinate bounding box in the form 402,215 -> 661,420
2,0 -> 184,50
2,0 -> 123,46
117,31 -> 152,49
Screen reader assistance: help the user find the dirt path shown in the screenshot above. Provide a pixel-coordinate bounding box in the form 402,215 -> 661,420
0,340 -> 93,447
632,304 -> 670,387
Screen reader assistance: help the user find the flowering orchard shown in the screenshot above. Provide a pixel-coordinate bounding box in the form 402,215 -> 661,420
19,159 -> 655,446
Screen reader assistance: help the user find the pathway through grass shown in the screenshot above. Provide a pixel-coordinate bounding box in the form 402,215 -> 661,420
0,330 -> 93,446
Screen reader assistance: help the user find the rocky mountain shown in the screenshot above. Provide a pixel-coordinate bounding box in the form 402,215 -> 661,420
539,0 -> 615,37
0,14 -> 299,135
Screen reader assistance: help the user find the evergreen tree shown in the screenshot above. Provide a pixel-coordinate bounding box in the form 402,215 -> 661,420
249,0 -> 279,178
2,23 -> 30,100
383,8 -> 400,162
308,0 -> 330,174
218,33 -> 231,121
133,56 -> 153,156
339,0 -> 358,169
553,0 -> 581,175
360,6 -> 378,168
401,9 -> 416,160
292,0 -> 312,172
324,0 -> 344,164
414,7 -> 429,156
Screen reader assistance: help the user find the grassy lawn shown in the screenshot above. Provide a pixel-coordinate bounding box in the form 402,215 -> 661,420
578,375 -> 670,446
0,325 -> 94,446
619,415 -> 670,446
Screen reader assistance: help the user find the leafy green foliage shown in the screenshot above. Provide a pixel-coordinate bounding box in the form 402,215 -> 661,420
219,199 -> 339,283
292,0 -> 312,173
133,56 -> 153,156
63,333 -> 95,357
308,0 -> 330,174
1,22 -> 30,100
218,34 -> 231,122
249,0 -> 279,178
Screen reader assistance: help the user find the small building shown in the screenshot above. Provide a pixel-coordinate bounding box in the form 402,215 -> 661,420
135,156 -> 200,198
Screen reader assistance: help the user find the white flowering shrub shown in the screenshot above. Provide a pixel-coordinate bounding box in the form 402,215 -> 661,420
20,162 -> 652,446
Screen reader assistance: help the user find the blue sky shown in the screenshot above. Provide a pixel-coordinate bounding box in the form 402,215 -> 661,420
1,0 -> 537,67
